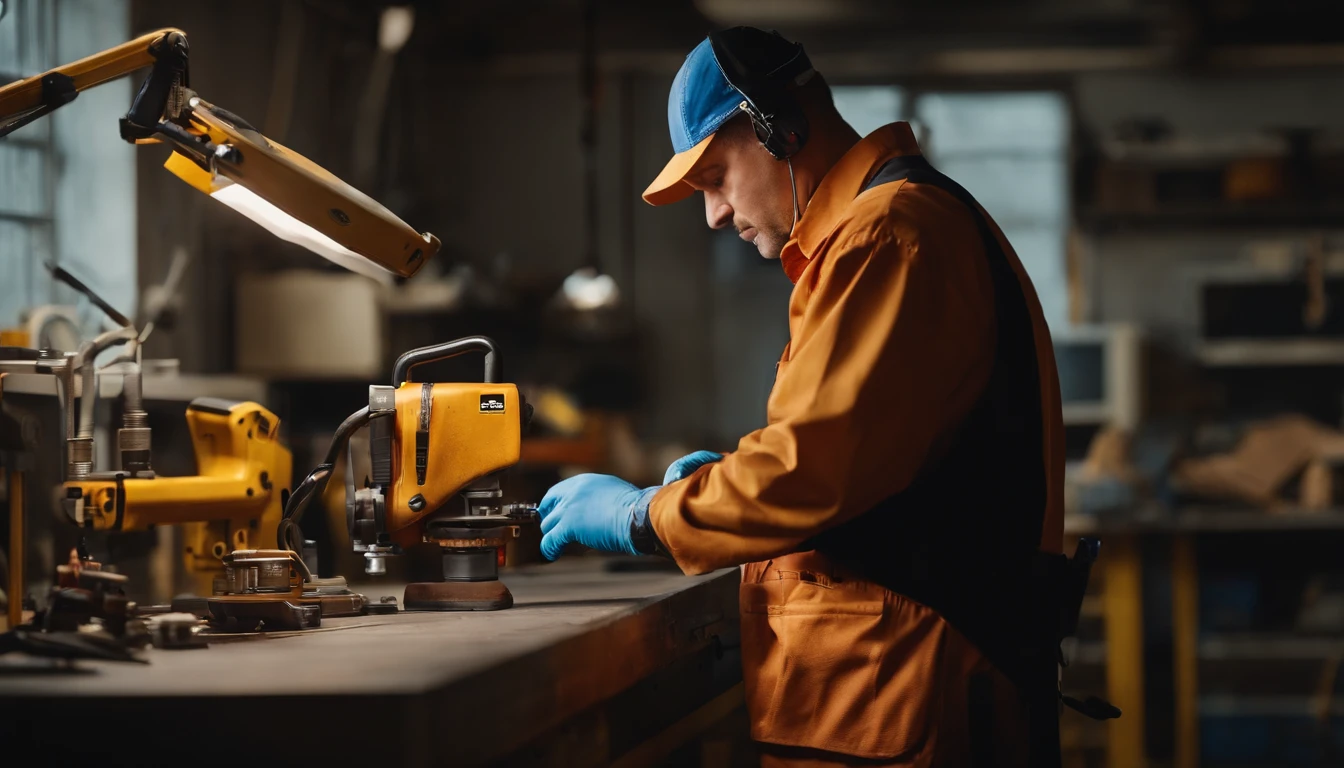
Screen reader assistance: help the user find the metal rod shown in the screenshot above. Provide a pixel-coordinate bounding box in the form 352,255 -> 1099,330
580,0 -> 599,273
619,70 -> 636,319
7,471 -> 23,630
74,327 -> 137,442
1102,533 -> 1146,766
1172,535 -> 1200,768
47,263 -> 132,328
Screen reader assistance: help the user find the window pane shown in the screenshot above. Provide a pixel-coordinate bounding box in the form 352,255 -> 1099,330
0,0 -> 49,76
916,91 -> 1070,330
0,220 -> 35,325
935,155 -> 1067,226
0,0 -> 131,332
832,85 -> 904,139
998,224 -> 1068,331
0,143 -> 50,217
915,92 -> 1068,154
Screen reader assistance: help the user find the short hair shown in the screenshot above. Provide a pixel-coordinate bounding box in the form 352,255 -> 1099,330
794,71 -> 837,114
717,112 -> 757,146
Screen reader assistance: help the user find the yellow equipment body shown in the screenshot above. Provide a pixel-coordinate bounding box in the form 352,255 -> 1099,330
65,399 -> 291,592
383,382 -> 522,549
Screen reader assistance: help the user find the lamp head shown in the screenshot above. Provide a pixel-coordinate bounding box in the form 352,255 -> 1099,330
161,97 -> 439,283
378,6 -> 415,53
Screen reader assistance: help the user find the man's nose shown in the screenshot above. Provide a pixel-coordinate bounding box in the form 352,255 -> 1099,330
705,195 -> 733,231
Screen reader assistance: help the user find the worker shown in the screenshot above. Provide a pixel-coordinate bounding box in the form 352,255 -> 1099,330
539,26 -> 1070,767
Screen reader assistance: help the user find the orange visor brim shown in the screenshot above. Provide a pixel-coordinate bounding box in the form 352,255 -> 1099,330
641,133 -> 716,206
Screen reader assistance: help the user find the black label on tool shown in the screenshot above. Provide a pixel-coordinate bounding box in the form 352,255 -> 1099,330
480,394 -> 506,413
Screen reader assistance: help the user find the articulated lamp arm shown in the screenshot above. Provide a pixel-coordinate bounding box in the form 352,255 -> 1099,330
0,27 -> 439,281
0,28 -> 188,139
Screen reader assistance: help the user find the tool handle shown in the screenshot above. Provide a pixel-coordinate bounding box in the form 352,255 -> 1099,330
392,336 -> 500,385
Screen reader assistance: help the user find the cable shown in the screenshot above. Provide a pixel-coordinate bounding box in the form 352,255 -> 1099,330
321,407 -> 372,467
277,464 -> 332,550
276,407 -> 372,551
787,158 -> 801,228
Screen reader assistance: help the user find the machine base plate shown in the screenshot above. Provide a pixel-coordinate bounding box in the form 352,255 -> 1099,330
404,580 -> 513,611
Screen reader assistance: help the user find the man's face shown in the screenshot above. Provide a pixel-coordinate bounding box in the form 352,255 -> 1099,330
684,123 -> 794,259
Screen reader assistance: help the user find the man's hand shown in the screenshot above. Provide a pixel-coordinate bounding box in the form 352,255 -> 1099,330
538,474 -> 660,561
662,450 -> 724,485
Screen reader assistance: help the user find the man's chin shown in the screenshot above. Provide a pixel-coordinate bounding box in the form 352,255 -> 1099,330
755,237 -> 783,260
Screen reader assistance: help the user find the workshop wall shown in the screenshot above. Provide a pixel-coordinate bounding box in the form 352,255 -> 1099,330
131,0 -> 747,449
406,67 -> 723,445
1071,69 -> 1344,423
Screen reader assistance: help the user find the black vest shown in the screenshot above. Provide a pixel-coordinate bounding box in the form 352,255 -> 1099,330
805,155 -> 1058,696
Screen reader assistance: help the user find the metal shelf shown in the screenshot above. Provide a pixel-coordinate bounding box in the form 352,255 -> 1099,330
1200,694 -> 1344,717
1079,202 -> 1344,232
1067,505 -> 1344,533
1200,633 -> 1344,660
1170,506 -> 1344,531
1196,338 -> 1344,367
0,370 -> 268,404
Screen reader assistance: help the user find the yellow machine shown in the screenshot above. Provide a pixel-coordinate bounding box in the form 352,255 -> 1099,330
0,28 -> 442,608
282,337 -> 537,611
62,399 -> 292,595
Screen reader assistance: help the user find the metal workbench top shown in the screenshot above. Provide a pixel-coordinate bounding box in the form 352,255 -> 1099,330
1065,504 -> 1344,534
0,559 -> 743,767
0,369 -> 267,403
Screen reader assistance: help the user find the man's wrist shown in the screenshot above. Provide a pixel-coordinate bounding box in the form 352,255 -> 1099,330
629,487 -> 671,557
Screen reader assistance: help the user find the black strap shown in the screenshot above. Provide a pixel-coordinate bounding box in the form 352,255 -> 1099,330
968,671 -> 996,768
846,154 -> 1064,765
845,153 -> 1051,652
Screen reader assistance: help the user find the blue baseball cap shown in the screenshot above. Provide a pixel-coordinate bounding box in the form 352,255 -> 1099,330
644,28 -> 814,206
642,36 -> 743,206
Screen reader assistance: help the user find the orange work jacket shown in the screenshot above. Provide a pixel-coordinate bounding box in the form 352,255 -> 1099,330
647,122 -> 1065,766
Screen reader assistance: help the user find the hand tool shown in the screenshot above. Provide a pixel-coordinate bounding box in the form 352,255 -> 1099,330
0,546 -> 150,664
205,548 -> 367,632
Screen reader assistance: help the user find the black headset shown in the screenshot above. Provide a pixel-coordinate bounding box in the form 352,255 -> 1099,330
707,27 -> 814,161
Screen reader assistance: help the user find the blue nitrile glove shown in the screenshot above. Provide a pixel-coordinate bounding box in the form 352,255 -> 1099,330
538,474 -> 660,561
662,450 -> 724,485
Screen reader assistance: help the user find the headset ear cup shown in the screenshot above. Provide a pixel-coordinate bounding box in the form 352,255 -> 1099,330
749,116 -> 781,159
748,107 -> 808,161
768,110 -> 809,160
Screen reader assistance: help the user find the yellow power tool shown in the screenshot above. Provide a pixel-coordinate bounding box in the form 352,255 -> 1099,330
281,337 -> 537,611
63,398 -> 292,595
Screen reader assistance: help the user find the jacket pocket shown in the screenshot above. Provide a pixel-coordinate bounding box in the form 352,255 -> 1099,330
741,573 -> 944,759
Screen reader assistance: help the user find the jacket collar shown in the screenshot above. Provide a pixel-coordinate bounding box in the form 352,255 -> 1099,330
780,122 -> 923,283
